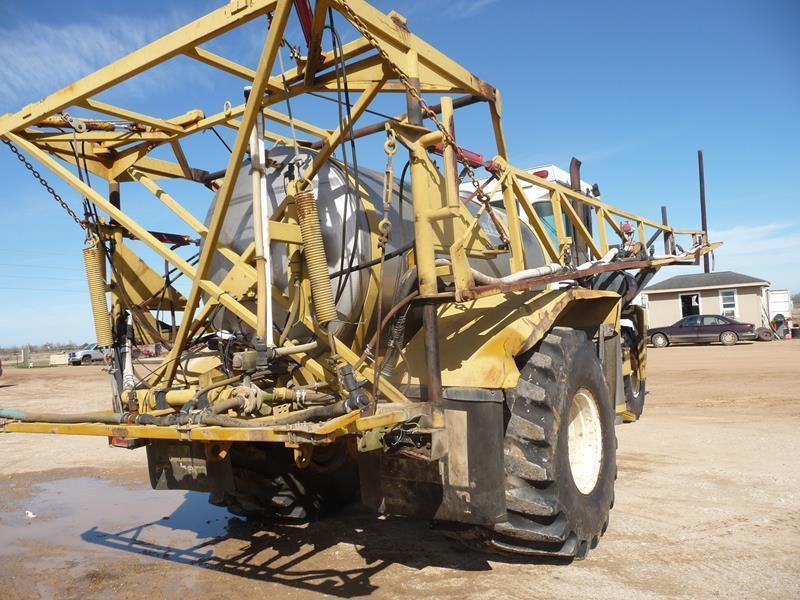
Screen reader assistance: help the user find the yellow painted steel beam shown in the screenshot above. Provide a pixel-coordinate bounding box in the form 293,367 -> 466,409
170,141 -> 193,179
505,164 -> 695,236
509,174 -> 559,262
595,206 -> 609,253
301,76 -> 386,183
24,131 -> 175,143
327,0 -> 494,100
77,98 -> 185,133
559,191 -> 602,259
0,414 -> 405,444
129,169 -> 207,232
161,0 -> 293,384
263,108 -> 330,138
303,0 -> 332,85
7,132 -> 257,328
0,0 -> 279,137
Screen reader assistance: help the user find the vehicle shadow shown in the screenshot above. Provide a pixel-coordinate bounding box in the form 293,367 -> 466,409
81,493 -> 553,597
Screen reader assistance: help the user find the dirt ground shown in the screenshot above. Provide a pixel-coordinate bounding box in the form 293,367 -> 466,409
0,342 -> 798,599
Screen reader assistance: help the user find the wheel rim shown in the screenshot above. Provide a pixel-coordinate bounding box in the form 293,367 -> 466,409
653,335 -> 665,347
568,388 -> 603,495
722,332 -> 735,344
629,372 -> 641,396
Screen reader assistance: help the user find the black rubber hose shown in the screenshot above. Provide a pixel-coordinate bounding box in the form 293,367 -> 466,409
199,400 -> 348,428
136,413 -> 177,426
328,240 -> 414,279
380,266 -> 419,377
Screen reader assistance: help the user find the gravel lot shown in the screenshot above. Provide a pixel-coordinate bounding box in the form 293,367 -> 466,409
1,341 -> 798,599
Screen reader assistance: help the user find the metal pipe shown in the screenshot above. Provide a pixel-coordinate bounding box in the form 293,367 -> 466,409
422,303 -> 442,404
274,340 -> 318,356
661,206 -> 675,255
698,149 -> 709,273
248,107 -> 274,346
441,96 -> 460,213
404,49 -> 443,406
568,157 -> 589,265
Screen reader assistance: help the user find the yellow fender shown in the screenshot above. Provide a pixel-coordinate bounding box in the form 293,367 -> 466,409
394,287 -> 621,390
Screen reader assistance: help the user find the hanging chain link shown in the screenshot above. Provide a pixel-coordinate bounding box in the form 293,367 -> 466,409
333,2 -> 509,243
2,138 -> 86,230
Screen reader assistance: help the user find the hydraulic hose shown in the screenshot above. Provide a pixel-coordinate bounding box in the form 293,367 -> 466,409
0,409 -> 126,424
208,386 -> 333,415
380,266 -> 418,378
295,189 -> 338,326
199,399 -> 349,428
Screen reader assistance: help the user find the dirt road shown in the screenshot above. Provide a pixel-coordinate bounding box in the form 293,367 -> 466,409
1,342 -> 798,599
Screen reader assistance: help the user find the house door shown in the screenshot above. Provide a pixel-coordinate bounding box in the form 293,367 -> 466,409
680,293 -> 700,317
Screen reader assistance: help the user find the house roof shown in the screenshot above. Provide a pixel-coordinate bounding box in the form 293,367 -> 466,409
645,271 -> 770,294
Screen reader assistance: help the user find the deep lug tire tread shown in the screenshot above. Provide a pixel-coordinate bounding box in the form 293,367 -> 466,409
480,327 -> 617,560
215,442 -> 358,522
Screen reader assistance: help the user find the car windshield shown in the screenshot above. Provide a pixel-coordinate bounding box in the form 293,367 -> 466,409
79,343 -> 92,349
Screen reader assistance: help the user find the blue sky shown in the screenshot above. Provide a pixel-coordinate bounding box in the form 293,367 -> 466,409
0,0 -> 797,346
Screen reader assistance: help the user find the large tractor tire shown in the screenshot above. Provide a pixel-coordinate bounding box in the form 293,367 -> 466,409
622,327 -> 646,420
212,441 -> 359,521
482,327 -> 617,560
623,373 -> 646,419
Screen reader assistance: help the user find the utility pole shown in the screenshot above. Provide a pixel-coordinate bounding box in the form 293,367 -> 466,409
697,149 -> 710,273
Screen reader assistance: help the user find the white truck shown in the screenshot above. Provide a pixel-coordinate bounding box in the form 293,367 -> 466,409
68,343 -> 106,366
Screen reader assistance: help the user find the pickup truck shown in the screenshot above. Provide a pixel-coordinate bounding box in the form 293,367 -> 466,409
68,343 -> 106,366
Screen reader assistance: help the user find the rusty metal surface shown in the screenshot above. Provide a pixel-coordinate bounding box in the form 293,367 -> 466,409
461,245 -> 718,301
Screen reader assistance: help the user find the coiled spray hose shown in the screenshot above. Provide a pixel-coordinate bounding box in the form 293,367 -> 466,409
294,189 -> 337,326
83,245 -> 113,347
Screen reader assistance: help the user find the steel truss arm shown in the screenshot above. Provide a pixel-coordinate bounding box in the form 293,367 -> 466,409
160,0 -> 294,384
0,0 -> 279,137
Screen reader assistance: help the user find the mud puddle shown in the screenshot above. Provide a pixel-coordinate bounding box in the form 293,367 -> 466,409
0,476 -> 233,571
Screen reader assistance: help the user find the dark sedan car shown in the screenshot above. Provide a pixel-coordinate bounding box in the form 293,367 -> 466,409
649,314 -> 756,347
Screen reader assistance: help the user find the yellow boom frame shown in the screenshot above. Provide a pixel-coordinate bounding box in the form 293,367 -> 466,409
0,0 -> 715,444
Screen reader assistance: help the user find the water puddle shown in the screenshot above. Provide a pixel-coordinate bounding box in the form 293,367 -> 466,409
0,476 -> 233,567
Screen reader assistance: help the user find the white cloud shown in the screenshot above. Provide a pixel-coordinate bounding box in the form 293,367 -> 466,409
645,222 -> 799,293
0,12 -> 190,110
707,222 -> 800,291
454,0 -> 502,18
385,0 -> 500,22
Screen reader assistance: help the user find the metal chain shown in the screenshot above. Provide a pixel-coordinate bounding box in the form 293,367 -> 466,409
2,138 -> 86,229
333,2 -> 508,242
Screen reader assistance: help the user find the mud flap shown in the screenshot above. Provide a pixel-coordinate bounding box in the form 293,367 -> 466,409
359,388 -> 506,526
146,441 -> 233,495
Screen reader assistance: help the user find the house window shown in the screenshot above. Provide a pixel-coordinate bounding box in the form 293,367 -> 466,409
680,293 -> 701,317
720,289 -> 738,318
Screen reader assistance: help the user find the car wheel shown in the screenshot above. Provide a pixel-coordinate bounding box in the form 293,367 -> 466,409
81,355 -> 91,365
756,327 -> 773,342
720,331 -> 738,346
651,333 -> 668,348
